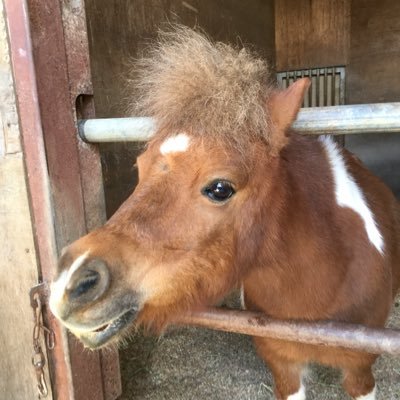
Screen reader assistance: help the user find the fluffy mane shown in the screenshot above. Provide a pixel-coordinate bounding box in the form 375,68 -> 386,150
129,26 -> 274,147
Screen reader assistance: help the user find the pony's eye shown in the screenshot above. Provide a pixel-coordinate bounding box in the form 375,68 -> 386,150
202,180 -> 235,203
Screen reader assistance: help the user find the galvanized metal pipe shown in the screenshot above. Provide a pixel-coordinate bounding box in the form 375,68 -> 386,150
294,102 -> 400,135
78,117 -> 155,143
174,308 -> 400,356
78,103 -> 400,142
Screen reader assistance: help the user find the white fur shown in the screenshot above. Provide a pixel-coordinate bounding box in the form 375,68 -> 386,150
319,136 -> 384,254
287,383 -> 306,400
49,252 -> 89,318
160,133 -> 190,155
66,252 -> 89,284
49,270 -> 68,319
356,385 -> 376,400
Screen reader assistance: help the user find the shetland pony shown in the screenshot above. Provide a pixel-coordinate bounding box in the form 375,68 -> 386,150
50,27 -> 400,400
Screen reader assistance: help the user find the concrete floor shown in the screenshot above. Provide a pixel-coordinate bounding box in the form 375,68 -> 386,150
119,297 -> 400,400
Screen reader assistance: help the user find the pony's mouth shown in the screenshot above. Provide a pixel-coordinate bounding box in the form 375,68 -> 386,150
75,308 -> 138,349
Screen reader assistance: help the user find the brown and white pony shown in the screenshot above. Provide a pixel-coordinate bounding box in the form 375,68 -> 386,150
50,28 -> 400,400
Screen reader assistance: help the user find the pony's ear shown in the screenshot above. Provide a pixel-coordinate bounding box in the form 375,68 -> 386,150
268,77 -> 311,130
267,78 -> 311,153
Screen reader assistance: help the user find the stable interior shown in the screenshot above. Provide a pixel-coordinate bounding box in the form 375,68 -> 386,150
83,1 -> 400,398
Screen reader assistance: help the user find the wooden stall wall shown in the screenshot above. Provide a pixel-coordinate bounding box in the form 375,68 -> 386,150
345,0 -> 400,197
275,0 -> 400,198
0,0 -> 52,397
84,0 -> 275,217
275,0 -> 350,71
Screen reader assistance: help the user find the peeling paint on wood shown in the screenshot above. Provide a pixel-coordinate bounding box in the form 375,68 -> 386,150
0,0 -> 20,156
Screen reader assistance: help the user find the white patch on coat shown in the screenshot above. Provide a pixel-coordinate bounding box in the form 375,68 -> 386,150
287,383 -> 306,400
160,133 -> 190,155
356,385 -> 376,400
49,252 -> 89,317
319,136 -> 384,254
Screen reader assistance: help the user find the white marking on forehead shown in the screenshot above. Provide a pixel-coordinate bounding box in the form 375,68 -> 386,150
160,133 -> 190,155
287,383 -> 306,400
320,136 -> 384,254
49,251 -> 89,319
356,385 -> 376,400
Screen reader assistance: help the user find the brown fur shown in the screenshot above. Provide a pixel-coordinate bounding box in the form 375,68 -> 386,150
128,26 -> 274,150
50,28 -> 400,400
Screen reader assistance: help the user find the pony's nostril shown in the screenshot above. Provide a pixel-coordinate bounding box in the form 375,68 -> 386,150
68,270 -> 100,300
66,259 -> 110,304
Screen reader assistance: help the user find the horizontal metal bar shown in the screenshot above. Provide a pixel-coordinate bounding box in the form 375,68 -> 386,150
78,103 -> 400,142
174,308 -> 400,356
78,117 -> 156,143
294,102 -> 400,135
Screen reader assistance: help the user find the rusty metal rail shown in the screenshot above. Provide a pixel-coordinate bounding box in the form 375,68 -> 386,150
174,308 -> 400,356
78,103 -> 400,142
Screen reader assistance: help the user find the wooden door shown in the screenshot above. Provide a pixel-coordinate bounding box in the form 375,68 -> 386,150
0,1 -> 54,398
4,0 -> 121,398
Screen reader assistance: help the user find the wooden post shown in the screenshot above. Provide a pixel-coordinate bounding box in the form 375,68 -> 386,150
5,0 -> 121,398
1,0 -> 54,398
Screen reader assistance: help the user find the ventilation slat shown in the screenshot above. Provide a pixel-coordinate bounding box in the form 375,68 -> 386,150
277,66 -> 346,107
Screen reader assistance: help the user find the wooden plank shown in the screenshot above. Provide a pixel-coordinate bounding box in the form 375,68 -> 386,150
25,0 -> 117,398
0,1 -> 20,158
60,1 -> 121,397
275,0 -> 350,71
345,0 -> 400,198
0,175 -> 39,399
347,0 -> 400,104
0,155 -> 50,399
1,0 -> 57,397
5,0 -> 75,398
59,0 -> 108,233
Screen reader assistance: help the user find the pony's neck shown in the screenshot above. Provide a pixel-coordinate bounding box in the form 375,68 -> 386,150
259,134 -> 340,269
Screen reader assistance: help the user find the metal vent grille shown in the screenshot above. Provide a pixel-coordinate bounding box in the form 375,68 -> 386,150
277,66 -> 346,107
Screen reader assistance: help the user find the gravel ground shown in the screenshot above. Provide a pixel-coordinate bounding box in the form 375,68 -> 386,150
119,296 -> 400,400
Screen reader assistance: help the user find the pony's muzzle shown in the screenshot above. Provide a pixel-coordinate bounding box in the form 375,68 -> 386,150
50,257 -> 110,321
